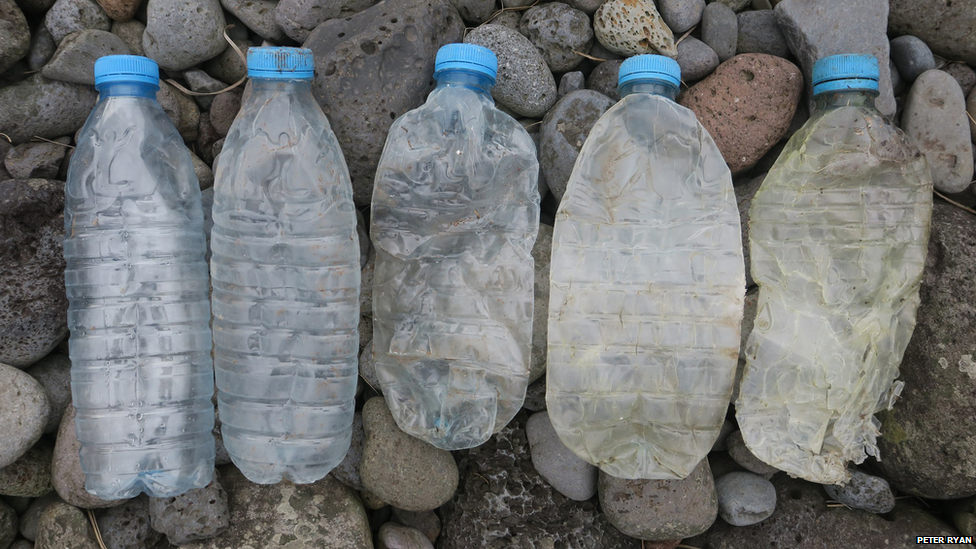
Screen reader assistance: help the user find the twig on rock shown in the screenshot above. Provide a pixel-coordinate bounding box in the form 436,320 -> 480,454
31,136 -> 74,148
934,189 -> 976,216
572,50 -> 608,62
675,25 -> 697,46
87,508 -> 108,549
165,25 -> 248,97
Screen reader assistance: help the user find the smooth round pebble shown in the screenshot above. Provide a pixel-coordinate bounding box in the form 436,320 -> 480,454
736,9 -> 789,57
0,363 -> 50,469
20,492 -> 61,541
518,3 -> 593,73
149,469 -> 229,545
677,36 -> 719,82
593,0 -> 676,57
823,469 -> 896,514
890,35 -> 936,83
27,24 -> 58,70
391,508 -> 440,544
586,59 -> 621,100
377,522 -> 434,549
539,89 -> 614,201
44,0 -> 111,43
726,430 -> 780,477
903,69 -> 973,194
464,24 -> 557,118
658,0 -> 705,34
558,71 -> 584,97
715,472 -> 776,526
25,353 -> 71,434
712,0 -> 750,11
701,2 -> 737,61
526,411 -> 597,501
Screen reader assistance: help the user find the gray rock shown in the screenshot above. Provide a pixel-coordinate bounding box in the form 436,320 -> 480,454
178,466 -> 371,549
710,0 -> 749,11
183,68 -> 225,110
360,397 -> 458,511
526,411 -> 597,501
585,59 -> 620,100
157,80 -> 200,141
903,70 -> 973,194
563,0 -> 601,13
677,36 -> 719,82
35,502 -> 99,549
658,0 -> 704,34
715,471 -> 776,526
738,287 -> 758,362
304,0 -> 463,206
944,62 -> 976,97
522,376 -> 546,411
539,89 -> 614,201
736,9 -> 788,58
487,9 -> 519,29
593,0 -> 675,58
734,173 -> 763,288
44,0 -> 111,43
143,0 -> 227,71
220,0 -> 284,41
190,148 -> 213,190
558,71 -> 584,97
391,508 -> 440,545
890,35 -> 936,83
701,2 -> 736,61
357,206 -> 370,268
207,88 -> 241,137
332,412 -> 365,491
358,252 -> 374,350
21,493 -> 62,541
0,439 -> 53,497
0,362 -> 49,469
599,459 -> 717,540
4,140 -> 68,180
439,414 -> 641,548
0,501 -> 13,549
9,541 -> 31,549
95,495 -> 162,549
0,0 -> 30,74
149,470 -> 228,545
52,405 -> 126,509
823,469 -> 895,514
727,430 -> 779,477
0,74 -> 97,144
110,18 -> 144,55
953,496 -> 976,536
711,418 -> 736,451
774,0 -> 895,117
94,0 -> 140,22
203,37 -> 249,84
970,87 -> 976,144
358,343 -> 379,393
529,223 -> 552,383
41,29 -> 130,85
889,0 -> 976,66
28,25 -> 57,71
518,3 -> 593,73
196,112 -> 220,165
275,0 -> 377,43
465,24 -> 557,118
447,0 -> 493,23
378,523 -> 433,549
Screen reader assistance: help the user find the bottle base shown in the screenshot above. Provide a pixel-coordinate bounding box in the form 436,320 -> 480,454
84,460 -> 215,500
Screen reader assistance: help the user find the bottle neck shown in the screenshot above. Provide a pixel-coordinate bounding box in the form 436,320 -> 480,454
618,80 -> 678,101
249,77 -> 314,93
813,89 -> 878,112
433,69 -> 494,98
95,81 -> 159,99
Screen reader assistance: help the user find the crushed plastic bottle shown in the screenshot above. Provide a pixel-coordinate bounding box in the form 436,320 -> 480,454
210,47 -> 360,484
370,44 -> 541,450
65,55 -> 214,499
736,54 -> 933,485
547,55 -> 745,480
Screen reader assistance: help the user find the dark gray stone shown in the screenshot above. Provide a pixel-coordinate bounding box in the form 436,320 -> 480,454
303,0 -> 464,206
539,89 -> 614,201
4,140 -> 68,180
701,2 -> 736,61
157,80 -> 200,142
207,88 -> 241,137
0,501 -> 14,549
889,0 -> 976,66
734,172 -> 763,288
464,24 -> 557,118
0,439 -> 54,497
190,148 -> 212,190
823,469 -> 895,514
585,59 -> 620,100
274,0 -> 377,43
677,35 -> 719,82
41,29 -> 130,85
219,0 -> 284,41
149,470 -> 229,545
518,2 -> 593,73
20,493 -> 61,541
526,411 -> 597,501
27,24 -> 57,71
391,508 -> 439,544
890,35 -> 936,83
202,37 -> 249,84
44,0 -> 110,43
110,18 -> 144,55
658,0 -> 704,34
184,69 -> 225,111
0,75 -> 97,144
715,471 -> 776,526
35,502 -> 99,549
523,375 -> 546,411
710,0 -> 749,11
944,62 -> 976,97
558,70 -> 584,96
446,0 -> 492,23
736,9 -> 788,58
377,523 -> 433,549
0,0 -> 30,75
903,69 -> 973,194
727,430 -> 779,477
143,0 -> 227,71
95,495 -> 162,549
332,412 -> 364,491
529,223 -> 551,383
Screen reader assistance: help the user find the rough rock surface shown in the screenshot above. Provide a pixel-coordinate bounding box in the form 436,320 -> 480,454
52,405 -> 125,509
0,439 -> 54,497
0,75 -> 98,143
593,0 -> 676,57
149,470 -> 229,545
275,0 -> 376,43
44,0 -> 111,43
35,502 -> 100,549
41,29 -> 131,85
142,0 -> 227,71
889,0 -> 976,66
539,89 -> 614,200
529,223 -> 552,383
0,0 -> 30,74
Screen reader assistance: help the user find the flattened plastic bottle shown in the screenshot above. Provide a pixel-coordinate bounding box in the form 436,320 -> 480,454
210,47 -> 360,484
370,44 -> 541,450
65,55 -> 214,498
547,55 -> 745,480
736,54 -> 933,484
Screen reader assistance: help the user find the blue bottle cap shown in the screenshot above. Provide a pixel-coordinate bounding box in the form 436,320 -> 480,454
812,54 -> 880,95
618,54 -> 681,90
434,43 -> 497,85
247,47 -> 315,80
93,55 -> 160,88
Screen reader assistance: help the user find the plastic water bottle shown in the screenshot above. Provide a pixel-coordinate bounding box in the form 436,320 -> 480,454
736,54 -> 933,485
370,44 -> 541,450
210,47 -> 360,484
65,55 -> 214,499
547,55 -> 745,480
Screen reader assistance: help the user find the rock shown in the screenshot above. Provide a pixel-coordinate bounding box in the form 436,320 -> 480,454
305,0 -> 463,206
220,0 -> 284,42
823,469 -> 895,514
518,3 -> 593,73
726,430 -> 779,476
522,376 -> 546,411
0,363 -> 48,472
593,0 -> 675,58
21,493 -> 61,541
711,0 -> 749,11
41,29 -> 131,85
149,470 -> 228,545
739,287 -> 759,362
190,149 -> 213,190
889,0 -> 976,66
358,253 -> 374,350
586,59 -> 621,100
464,24 -> 557,119
558,71 -> 584,96
774,0 -> 895,117
183,68 -> 225,110
203,37 -> 249,84
599,459 -> 717,540
945,62 -> 976,98
679,54 -> 802,173
360,397 -> 458,511
35,502 -> 99,549
143,0 -> 227,71
332,412 -> 365,491
4,140 -> 68,180
275,0 -> 376,43
110,19 -> 144,55
489,9 -> 519,29
715,472 -> 776,526
0,75 -> 97,144
711,418 -> 736,451
94,0 -> 138,21
440,414 -> 640,548
529,223 -> 552,382
0,0 -> 30,75
736,9 -> 788,58
0,439 -> 54,497
970,88 -> 976,143
9,541 -> 31,549
378,523 -> 433,549
539,89 -> 614,200
28,25 -> 57,71
658,0 -> 704,34
677,36 -> 719,82
953,497 -> 976,536
196,113 -> 220,165
526,411 -> 597,501
157,80 -> 200,141
208,88 -> 241,137
358,342 -> 379,394
44,0 -> 111,43
446,0 -> 492,23
95,495 -> 162,549
0,502 -> 13,548
52,405 -> 125,509
890,35 -> 936,83
734,173 -> 763,288
391,508 -> 440,544
701,2 -> 736,61
902,70 -> 973,194
179,466 -> 371,549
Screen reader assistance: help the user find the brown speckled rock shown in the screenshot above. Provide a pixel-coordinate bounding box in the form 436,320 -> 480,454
52,404 -> 127,509
679,53 -> 802,173
94,0 -> 138,21
593,0 -> 675,58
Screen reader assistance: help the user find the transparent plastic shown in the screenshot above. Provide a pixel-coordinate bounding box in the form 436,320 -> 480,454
370,70 -> 541,450
210,78 -> 360,484
65,81 -> 215,499
736,90 -> 933,485
547,81 -> 745,480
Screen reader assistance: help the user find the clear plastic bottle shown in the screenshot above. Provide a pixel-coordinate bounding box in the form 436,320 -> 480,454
547,55 -> 745,480
370,44 -> 541,450
210,47 -> 360,484
65,55 -> 214,499
736,54 -> 933,485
